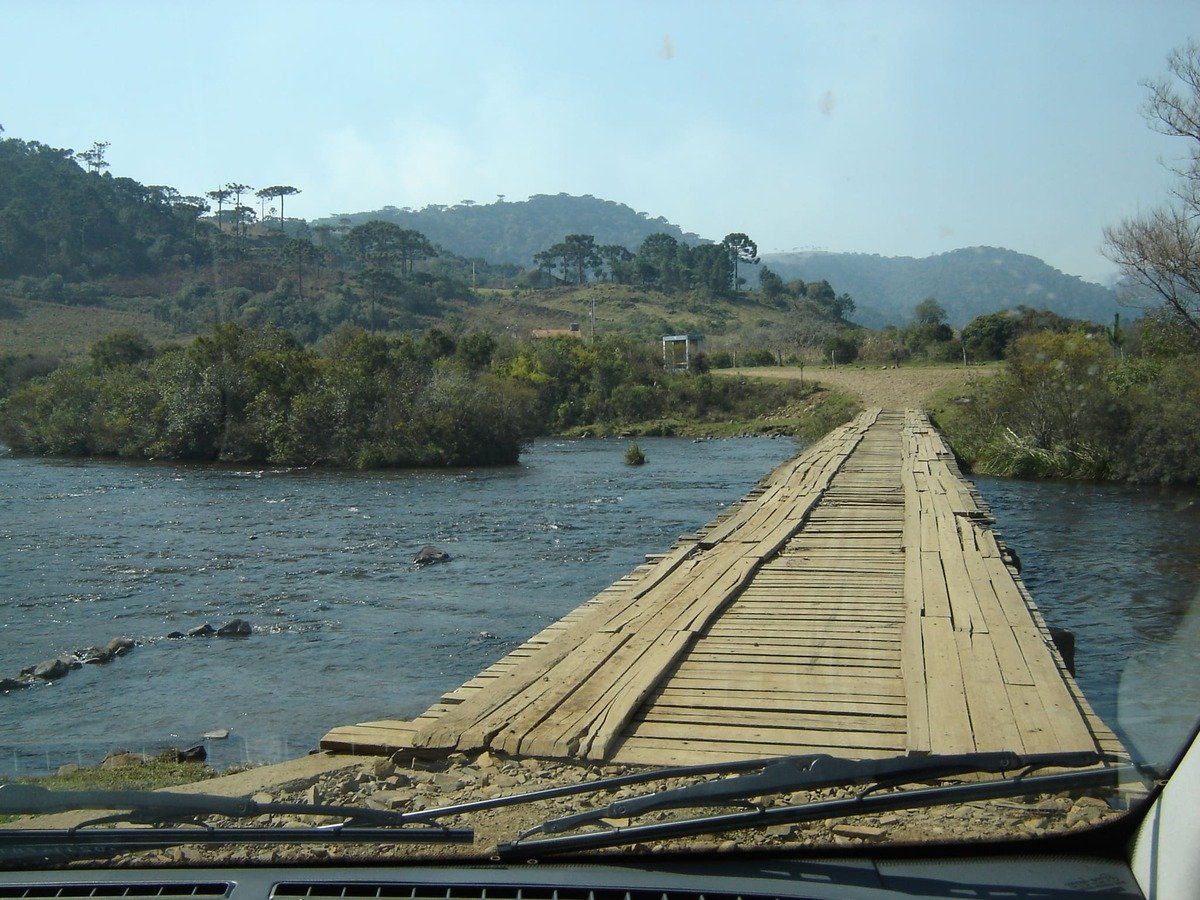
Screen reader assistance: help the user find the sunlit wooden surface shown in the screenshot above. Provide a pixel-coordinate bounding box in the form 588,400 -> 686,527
321,410 -> 1121,765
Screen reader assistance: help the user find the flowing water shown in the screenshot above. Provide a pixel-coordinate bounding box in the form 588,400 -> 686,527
0,437 -> 799,773
1,440 -> 1197,775
971,476 -> 1200,765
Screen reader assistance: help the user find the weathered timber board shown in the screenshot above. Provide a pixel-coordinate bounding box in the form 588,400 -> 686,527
323,409 -> 1122,770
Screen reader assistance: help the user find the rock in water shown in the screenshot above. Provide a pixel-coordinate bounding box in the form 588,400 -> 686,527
176,744 -> 208,762
203,728 -> 230,740
187,623 -> 216,637
216,619 -> 251,637
32,658 -> 71,680
106,637 -> 136,656
414,545 -> 451,567
0,678 -> 28,692
78,647 -> 113,665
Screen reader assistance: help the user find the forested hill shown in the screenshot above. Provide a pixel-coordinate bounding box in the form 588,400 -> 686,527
0,137 -> 209,279
316,194 -> 707,266
760,247 -> 1119,328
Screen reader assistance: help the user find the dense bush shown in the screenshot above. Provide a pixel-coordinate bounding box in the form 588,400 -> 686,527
1,325 -> 829,467
937,327 -> 1200,485
492,334 -> 816,433
0,324 -> 538,467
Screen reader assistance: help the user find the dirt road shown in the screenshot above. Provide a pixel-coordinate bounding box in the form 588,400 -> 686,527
723,363 -> 997,410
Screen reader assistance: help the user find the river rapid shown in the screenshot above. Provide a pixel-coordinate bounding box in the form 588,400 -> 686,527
1,438 -> 1197,775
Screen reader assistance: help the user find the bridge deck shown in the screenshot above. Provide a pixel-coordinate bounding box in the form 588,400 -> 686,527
321,410 -> 1121,764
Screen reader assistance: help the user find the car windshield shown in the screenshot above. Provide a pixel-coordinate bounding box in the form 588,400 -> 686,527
1,0 -> 1198,869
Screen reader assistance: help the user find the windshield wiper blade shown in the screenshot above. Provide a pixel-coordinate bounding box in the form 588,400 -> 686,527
0,783 -> 470,841
498,763 -> 1145,859
530,750 -> 1121,837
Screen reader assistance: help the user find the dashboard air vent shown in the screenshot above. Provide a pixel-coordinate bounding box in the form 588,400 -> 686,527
0,884 -> 230,900
273,885 -> 788,900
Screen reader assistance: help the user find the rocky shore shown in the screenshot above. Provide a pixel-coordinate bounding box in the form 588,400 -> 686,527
69,747 -> 1128,867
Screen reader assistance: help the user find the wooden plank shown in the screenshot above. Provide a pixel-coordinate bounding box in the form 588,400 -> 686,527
636,707 -> 906,734
921,616 -> 974,754
626,720 -> 906,752
610,738 -> 897,767
1011,624 -> 1100,752
920,550 -> 952,620
955,629 -> 1026,753
901,615 -> 931,755
651,688 -> 905,715
459,629 -> 634,752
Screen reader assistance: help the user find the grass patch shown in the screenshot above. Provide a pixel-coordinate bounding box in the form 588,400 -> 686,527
3,757 -> 216,793
559,387 -> 861,441
0,295 -> 185,359
0,756 -> 217,824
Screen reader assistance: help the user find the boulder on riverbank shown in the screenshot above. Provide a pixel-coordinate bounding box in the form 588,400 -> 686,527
414,545 -> 451,567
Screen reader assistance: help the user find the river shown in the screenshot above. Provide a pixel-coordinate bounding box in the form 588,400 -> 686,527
1,439 -> 1197,775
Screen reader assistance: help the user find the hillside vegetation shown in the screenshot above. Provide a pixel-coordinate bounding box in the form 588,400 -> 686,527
760,247 -> 1118,328
315,193 -> 706,268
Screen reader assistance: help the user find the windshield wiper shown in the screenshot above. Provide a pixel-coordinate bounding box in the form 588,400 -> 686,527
496,750 -> 1142,859
0,783 -> 471,849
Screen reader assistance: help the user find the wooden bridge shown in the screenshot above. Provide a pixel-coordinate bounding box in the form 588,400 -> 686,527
322,410 -> 1120,766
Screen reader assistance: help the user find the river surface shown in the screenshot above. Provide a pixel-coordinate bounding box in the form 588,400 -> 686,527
2,440 -> 1198,775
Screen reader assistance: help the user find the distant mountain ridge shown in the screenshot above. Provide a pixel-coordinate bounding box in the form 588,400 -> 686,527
759,247 -> 1120,328
320,196 -> 1117,327
315,193 -> 706,267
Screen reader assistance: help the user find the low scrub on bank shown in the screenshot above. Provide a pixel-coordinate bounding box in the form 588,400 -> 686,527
0,325 -> 844,467
0,325 -> 538,467
933,327 -> 1200,485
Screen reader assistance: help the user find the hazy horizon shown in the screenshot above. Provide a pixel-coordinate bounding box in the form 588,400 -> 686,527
5,0 -> 1198,283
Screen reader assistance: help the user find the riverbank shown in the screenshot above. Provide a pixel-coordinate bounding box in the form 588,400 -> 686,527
558,385 -> 860,441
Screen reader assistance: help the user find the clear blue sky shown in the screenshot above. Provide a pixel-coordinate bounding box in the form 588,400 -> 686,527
3,0 -> 1197,281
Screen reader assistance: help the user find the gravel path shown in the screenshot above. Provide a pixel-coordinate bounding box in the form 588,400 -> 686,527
723,364 -> 997,410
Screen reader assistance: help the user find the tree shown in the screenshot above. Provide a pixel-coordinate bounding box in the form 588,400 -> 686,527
721,232 -> 759,293
691,243 -> 734,293
598,244 -> 633,283
1103,40 -> 1200,343
914,297 -> 948,325
346,220 -> 404,268
257,185 -> 301,232
396,228 -> 437,275
758,265 -> 786,303
283,238 -> 317,300
823,332 -> 859,365
635,233 -> 685,289
75,141 -> 110,174
961,311 -> 1019,361
225,182 -> 252,248
205,187 -> 233,233
89,329 -> 155,370
354,267 -> 403,331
